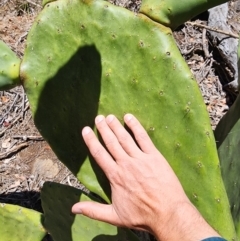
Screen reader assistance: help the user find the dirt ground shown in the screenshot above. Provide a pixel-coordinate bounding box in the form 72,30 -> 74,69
0,0 -> 239,240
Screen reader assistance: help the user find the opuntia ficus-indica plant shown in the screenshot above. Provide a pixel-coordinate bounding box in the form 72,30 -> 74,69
0,0 -> 239,240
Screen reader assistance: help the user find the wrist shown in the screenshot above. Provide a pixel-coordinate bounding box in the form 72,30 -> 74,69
151,201 -> 220,241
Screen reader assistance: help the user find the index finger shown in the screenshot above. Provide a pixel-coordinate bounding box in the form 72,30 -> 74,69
82,126 -> 117,179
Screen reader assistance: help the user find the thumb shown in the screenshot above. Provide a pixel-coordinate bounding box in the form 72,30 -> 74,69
72,201 -> 121,226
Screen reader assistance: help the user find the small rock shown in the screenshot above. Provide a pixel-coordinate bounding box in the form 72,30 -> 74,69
31,158 -> 59,179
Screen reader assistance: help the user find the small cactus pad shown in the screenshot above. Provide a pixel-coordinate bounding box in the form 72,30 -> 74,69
139,0 -> 228,29
0,41 -> 21,90
0,203 -> 46,241
215,93 -> 240,238
20,0 -> 235,238
41,182 -> 139,241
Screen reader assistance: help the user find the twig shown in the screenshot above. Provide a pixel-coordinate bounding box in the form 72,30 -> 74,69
30,173 -> 39,190
60,173 -> 71,184
25,0 -> 42,7
182,46 -> 195,55
0,143 -> 28,160
0,115 -> 21,137
21,89 -> 25,119
186,21 -> 239,38
8,140 -> 18,150
12,135 -> 44,141
25,179 -> 30,191
33,176 -> 44,190
15,32 -> 28,48
1,93 -> 19,120
202,28 -> 210,58
67,176 -> 73,186
198,58 -> 214,84
0,104 -> 29,137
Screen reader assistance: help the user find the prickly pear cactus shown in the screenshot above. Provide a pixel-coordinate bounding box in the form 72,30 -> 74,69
0,203 -> 46,241
18,0 -> 236,239
215,40 -> 240,238
0,41 -> 21,90
0,0 -> 239,240
41,182 -> 139,241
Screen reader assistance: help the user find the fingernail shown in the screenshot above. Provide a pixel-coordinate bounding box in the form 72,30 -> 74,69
124,113 -> 133,122
106,114 -> 115,123
72,204 -> 82,214
95,115 -> 104,124
82,127 -> 91,136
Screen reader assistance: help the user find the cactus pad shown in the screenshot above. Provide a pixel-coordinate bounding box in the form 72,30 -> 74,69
20,0 -> 236,238
0,203 -> 46,241
41,182 -> 139,241
0,41 -> 21,91
139,0 -> 228,29
215,55 -> 240,238
214,40 -> 240,237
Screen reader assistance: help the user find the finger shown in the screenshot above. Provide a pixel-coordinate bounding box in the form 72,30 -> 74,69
95,115 -> 128,160
72,201 -> 121,227
82,126 -> 117,178
106,114 -> 142,157
124,114 -> 156,153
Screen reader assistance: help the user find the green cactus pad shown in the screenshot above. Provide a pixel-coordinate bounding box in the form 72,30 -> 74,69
215,40 -> 240,237
41,182 -> 139,241
139,0 -> 228,30
0,41 -> 21,90
20,0 -> 235,238
215,93 -> 240,238
0,203 -> 46,241
42,0 -> 56,7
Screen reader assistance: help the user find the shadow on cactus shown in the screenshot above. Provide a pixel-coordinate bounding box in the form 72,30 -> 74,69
0,0 -> 239,240
26,44 -> 111,200
41,182 -> 138,241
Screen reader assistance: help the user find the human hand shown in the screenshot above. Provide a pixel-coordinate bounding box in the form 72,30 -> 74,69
72,114 -> 220,241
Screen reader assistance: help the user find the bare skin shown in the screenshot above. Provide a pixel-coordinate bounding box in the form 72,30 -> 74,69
72,114 -> 221,241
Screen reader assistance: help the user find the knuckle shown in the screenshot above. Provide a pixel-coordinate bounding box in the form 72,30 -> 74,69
105,137 -> 116,148
87,210 -> 97,220
118,133 -> 129,144
92,147 -> 103,158
109,170 -> 121,184
136,131 -> 148,141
